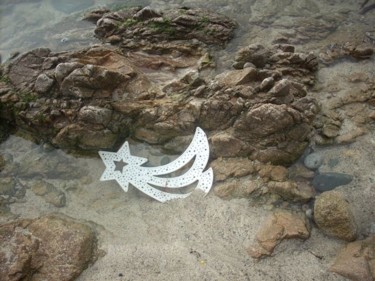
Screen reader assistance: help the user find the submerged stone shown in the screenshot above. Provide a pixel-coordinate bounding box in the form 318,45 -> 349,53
314,190 -> 358,241
303,152 -> 323,170
312,172 -> 353,192
0,214 -> 98,281
0,5 -> 320,165
31,180 -> 66,207
0,177 -> 16,196
330,235 -> 375,281
248,210 -> 310,259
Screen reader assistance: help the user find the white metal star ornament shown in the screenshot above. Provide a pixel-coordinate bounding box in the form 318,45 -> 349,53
98,127 -> 214,202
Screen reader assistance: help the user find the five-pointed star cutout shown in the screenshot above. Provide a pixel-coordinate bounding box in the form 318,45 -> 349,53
114,160 -> 127,172
98,142 -> 148,192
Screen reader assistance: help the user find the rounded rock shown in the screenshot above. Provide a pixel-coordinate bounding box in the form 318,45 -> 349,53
303,152 -> 323,170
314,190 -> 357,241
312,172 -> 353,192
260,77 -> 274,91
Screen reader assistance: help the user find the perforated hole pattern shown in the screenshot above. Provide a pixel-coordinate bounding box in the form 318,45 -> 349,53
99,127 -> 214,202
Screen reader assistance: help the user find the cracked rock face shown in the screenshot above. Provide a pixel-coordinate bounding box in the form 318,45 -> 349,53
0,7 -> 319,166
90,6 -> 237,47
247,210 -> 310,259
0,214 -> 97,281
330,235 -> 375,281
0,43 -> 319,166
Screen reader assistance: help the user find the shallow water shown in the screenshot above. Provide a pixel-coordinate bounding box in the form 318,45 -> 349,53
1,0 -> 375,280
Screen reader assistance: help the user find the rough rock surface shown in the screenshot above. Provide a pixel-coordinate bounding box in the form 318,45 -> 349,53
313,49 -> 375,146
0,214 -> 97,281
214,178 -> 260,199
314,190 -> 358,241
330,235 -> 375,281
210,158 -> 314,201
89,6 -> 237,47
211,157 -> 256,181
0,41 -> 319,165
248,210 -> 310,259
267,180 -> 315,203
319,43 -> 374,65
31,180 -> 66,207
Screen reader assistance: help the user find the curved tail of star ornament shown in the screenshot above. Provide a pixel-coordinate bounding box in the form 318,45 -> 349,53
99,127 -> 214,203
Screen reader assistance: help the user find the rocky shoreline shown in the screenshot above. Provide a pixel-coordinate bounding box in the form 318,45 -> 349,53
0,4 -> 375,281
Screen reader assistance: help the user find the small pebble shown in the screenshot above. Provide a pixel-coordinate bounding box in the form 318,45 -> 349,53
60,37 -> 70,44
305,208 -> 313,219
312,172 -> 353,192
42,143 -> 55,152
160,156 -> 171,166
303,152 -> 323,170
259,77 -> 274,91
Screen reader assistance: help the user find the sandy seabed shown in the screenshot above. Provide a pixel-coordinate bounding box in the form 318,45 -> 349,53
1,0 -> 375,280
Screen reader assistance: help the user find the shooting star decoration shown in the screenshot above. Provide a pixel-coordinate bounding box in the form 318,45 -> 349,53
98,127 -> 214,202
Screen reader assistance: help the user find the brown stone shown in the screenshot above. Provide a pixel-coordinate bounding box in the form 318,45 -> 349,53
83,8 -> 110,23
216,68 -> 257,86
211,157 -> 255,181
259,77 -> 274,91
8,48 -> 51,87
248,210 -> 310,259
336,127 -> 367,144
95,7 -> 237,46
210,133 -> 246,158
31,180 -> 66,207
288,163 -> 315,180
268,79 -> 291,97
106,35 -> 122,44
234,103 -> 301,138
34,73 -> 54,94
60,64 -> 128,99
330,235 -> 375,281
78,106 -> 112,126
350,46 -> 374,59
314,191 -> 358,241
235,44 -> 272,68
214,178 -> 259,199
258,164 -> 288,182
0,214 -> 97,281
1,25 -> 318,167
267,180 -> 315,202
322,123 -> 340,138
53,124 -> 117,150
275,44 -> 295,53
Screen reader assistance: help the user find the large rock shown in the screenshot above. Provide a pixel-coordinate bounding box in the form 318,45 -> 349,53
314,190 -> 358,241
0,214 -> 97,281
248,210 -> 310,259
330,235 -> 375,281
91,6 -> 237,46
233,101 -> 317,164
0,6 -> 319,166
